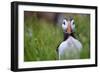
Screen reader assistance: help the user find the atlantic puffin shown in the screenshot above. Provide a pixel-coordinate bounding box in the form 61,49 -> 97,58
57,17 -> 82,60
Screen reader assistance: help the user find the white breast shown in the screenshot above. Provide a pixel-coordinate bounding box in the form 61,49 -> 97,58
58,36 -> 82,59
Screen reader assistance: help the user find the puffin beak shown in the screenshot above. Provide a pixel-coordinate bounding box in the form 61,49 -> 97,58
67,22 -> 72,34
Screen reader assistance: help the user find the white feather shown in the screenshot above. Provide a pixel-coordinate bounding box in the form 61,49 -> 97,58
62,19 -> 68,31
58,36 -> 82,60
71,20 -> 75,31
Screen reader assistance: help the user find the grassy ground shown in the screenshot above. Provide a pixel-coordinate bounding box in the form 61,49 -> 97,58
24,13 -> 90,62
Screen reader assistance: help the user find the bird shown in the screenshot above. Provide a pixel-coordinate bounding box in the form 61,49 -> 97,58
57,17 -> 82,60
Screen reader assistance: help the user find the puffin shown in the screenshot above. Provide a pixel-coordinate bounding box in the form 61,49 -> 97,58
57,17 -> 82,60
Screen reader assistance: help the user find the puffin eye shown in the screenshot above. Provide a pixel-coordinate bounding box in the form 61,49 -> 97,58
62,19 -> 68,31
63,21 -> 65,25
71,20 -> 75,25
73,22 -> 75,25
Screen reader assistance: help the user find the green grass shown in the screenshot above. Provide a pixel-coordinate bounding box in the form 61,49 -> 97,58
24,15 -> 63,61
24,14 -> 90,62
74,15 -> 90,59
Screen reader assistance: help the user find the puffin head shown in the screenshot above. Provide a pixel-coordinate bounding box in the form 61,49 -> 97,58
62,17 -> 75,34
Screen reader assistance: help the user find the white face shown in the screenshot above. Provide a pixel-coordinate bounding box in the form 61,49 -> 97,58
62,19 -> 68,31
62,18 -> 75,33
71,19 -> 75,31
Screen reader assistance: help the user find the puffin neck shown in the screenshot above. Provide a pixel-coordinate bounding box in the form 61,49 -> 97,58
63,32 -> 75,41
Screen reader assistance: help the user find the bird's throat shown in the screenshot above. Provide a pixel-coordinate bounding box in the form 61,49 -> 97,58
63,32 -> 75,41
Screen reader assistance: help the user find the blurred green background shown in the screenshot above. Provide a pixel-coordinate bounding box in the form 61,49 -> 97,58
24,11 -> 90,62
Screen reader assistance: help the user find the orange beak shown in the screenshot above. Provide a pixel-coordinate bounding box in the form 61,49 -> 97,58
67,22 -> 72,34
